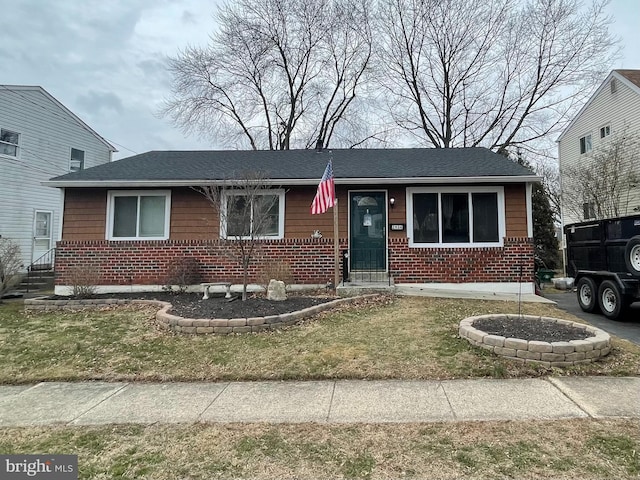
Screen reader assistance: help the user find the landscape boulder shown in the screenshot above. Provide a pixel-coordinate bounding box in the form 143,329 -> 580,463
267,279 -> 287,301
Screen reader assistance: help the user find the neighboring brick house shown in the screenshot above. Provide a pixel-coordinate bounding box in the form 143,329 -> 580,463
558,69 -> 640,226
45,148 -> 539,294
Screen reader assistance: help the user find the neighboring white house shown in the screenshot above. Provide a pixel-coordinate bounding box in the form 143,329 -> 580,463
558,69 -> 640,227
0,85 -> 116,270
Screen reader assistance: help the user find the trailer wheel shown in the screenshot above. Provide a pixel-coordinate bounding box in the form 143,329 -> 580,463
576,277 -> 599,313
625,236 -> 640,276
598,280 -> 627,320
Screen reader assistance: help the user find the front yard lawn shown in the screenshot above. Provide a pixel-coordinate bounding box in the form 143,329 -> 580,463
1,296 -> 638,384
1,419 -> 638,479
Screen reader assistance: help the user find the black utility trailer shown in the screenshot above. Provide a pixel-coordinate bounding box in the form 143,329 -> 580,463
564,214 -> 640,320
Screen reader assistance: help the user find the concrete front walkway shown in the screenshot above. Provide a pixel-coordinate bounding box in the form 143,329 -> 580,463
395,284 -> 554,303
0,377 -> 637,427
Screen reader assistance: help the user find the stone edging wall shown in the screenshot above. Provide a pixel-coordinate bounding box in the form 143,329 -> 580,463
459,314 -> 611,367
24,296 -> 373,335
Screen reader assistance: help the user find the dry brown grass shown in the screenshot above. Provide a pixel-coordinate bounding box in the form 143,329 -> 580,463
1,296 -> 638,384
0,419 -> 638,479
2,297 -> 639,479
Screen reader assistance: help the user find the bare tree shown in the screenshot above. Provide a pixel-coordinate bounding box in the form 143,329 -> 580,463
562,131 -> 640,221
377,0 -> 617,153
197,172 -> 281,300
0,238 -> 23,301
163,0 -> 374,150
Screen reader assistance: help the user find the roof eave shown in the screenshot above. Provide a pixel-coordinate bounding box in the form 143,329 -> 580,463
43,175 -> 542,188
1,85 -> 118,152
556,70 -> 640,143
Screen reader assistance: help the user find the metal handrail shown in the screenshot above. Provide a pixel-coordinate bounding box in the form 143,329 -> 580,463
26,247 -> 56,293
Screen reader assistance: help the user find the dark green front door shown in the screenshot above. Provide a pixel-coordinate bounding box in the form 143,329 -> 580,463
350,191 -> 387,271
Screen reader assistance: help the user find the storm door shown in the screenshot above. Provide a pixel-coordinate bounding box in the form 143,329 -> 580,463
349,191 -> 387,271
32,210 -> 53,264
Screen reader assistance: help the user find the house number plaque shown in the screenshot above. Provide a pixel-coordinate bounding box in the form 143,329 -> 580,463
390,224 -> 405,231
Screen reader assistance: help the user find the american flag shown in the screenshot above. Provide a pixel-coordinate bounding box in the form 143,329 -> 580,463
311,159 -> 335,214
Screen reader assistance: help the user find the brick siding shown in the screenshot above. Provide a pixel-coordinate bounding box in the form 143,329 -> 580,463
54,237 -> 533,286
389,237 -> 534,283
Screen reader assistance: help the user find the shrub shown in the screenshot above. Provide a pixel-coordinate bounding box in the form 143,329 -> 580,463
164,257 -> 201,293
0,238 -> 23,300
67,265 -> 101,299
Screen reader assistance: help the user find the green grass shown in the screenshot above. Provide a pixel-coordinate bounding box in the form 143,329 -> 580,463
0,419 -> 638,479
0,296 -> 638,384
587,434 -> 640,476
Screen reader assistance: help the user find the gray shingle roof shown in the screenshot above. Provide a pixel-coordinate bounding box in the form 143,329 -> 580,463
47,148 -> 536,185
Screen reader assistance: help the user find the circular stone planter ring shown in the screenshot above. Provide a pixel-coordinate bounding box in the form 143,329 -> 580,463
459,314 -> 611,367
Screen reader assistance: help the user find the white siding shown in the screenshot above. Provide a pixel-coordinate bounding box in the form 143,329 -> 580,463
559,75 -> 640,226
0,87 -> 113,269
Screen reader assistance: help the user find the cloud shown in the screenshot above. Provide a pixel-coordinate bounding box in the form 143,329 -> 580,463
181,10 -> 197,24
76,91 -> 124,115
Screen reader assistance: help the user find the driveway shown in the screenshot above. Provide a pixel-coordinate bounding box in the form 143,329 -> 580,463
546,292 -> 640,345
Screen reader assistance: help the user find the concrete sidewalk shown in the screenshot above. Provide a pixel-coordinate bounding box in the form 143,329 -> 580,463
0,377 -> 637,427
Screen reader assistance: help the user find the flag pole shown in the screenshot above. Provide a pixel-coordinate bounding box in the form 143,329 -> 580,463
333,197 -> 340,289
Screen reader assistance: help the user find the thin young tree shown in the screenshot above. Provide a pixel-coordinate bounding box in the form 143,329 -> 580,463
377,0 -> 617,153
197,172 -> 281,301
163,0 -> 374,150
562,130 -> 640,222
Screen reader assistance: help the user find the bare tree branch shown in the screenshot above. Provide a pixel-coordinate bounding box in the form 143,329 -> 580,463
377,0 -> 617,154
162,0 -> 376,150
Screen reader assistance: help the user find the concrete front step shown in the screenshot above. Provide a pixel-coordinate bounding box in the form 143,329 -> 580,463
337,281 -> 396,297
17,272 -> 55,292
348,271 -> 391,283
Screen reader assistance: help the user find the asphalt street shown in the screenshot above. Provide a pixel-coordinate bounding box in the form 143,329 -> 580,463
546,291 -> 640,345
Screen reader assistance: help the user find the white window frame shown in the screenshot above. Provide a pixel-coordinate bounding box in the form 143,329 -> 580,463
221,189 -> 285,240
70,147 -> 85,172
0,128 -> 20,158
406,186 -> 505,248
599,124 -> 611,139
579,134 -> 592,154
106,190 -> 171,240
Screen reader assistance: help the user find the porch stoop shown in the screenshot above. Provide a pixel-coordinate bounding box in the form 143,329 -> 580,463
336,274 -> 396,297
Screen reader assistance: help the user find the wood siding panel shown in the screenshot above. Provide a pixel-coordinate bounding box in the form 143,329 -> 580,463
505,184 -> 528,237
61,184 -> 530,242
387,187 -> 406,239
170,188 -> 218,240
285,188 -> 348,238
62,188 -> 107,240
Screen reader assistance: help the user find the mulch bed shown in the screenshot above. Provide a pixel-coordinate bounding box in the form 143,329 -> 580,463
472,316 -> 595,342
48,292 -> 337,319
45,293 -> 592,343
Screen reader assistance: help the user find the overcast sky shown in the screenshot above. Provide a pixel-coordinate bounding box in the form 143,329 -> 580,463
2,0 -> 639,160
